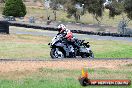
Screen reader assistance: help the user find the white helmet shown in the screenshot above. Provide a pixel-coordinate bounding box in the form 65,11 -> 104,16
57,24 -> 66,33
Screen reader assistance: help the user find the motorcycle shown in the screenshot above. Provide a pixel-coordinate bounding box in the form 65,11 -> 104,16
48,33 -> 94,59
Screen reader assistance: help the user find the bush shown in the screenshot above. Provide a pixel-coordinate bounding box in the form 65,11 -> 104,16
2,0 -> 26,17
124,0 -> 132,20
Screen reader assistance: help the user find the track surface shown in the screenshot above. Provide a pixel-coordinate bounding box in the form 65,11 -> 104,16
10,26 -> 132,42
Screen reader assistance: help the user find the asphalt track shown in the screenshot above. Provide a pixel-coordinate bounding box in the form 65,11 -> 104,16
10,26 -> 132,42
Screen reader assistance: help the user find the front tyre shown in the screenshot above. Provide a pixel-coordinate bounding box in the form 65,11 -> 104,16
50,48 -> 65,59
81,53 -> 88,58
89,50 -> 94,58
81,50 -> 94,58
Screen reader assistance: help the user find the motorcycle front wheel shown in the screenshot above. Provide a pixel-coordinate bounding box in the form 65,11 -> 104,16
89,50 -> 94,58
50,48 -> 65,59
81,50 -> 94,58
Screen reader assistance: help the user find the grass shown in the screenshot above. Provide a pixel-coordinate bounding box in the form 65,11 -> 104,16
0,5 -> 132,88
0,33 -> 132,59
25,7 -> 132,28
0,43 -> 49,59
1,5 -> 132,28
0,68 -> 131,88
25,7 -> 75,22
0,34 -> 51,59
90,40 -> 132,58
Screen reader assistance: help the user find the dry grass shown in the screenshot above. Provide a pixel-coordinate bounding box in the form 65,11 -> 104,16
0,34 -> 51,59
0,60 -> 131,79
0,34 -> 51,44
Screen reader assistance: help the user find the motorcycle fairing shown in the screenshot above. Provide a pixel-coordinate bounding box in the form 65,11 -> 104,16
54,42 -> 70,57
79,47 -> 90,53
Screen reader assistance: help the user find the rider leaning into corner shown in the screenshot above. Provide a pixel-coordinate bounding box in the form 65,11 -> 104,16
57,24 -> 77,57
57,24 -> 73,41
49,24 -> 94,58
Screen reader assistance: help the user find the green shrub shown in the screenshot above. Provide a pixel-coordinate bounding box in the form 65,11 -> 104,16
2,0 -> 26,17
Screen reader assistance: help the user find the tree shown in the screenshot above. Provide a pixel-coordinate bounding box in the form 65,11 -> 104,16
124,0 -> 132,20
85,0 -> 104,24
0,0 -> 5,3
105,0 -> 124,18
50,0 -> 65,20
3,0 -> 26,17
104,0 -> 132,20
65,0 -> 104,23
104,0 -> 132,34
65,0 -> 81,21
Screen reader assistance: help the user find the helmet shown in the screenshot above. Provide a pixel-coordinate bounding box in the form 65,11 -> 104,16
57,24 -> 66,33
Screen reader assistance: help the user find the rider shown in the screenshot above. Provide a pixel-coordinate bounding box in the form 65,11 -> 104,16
57,24 -> 76,57
57,24 -> 73,41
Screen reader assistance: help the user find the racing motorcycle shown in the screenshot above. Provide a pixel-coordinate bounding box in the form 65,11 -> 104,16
48,33 -> 94,59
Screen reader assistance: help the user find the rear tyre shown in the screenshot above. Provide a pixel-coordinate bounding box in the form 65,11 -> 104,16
50,48 -> 65,59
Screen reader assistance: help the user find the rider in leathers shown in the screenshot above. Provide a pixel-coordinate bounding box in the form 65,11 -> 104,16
57,24 -> 77,57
